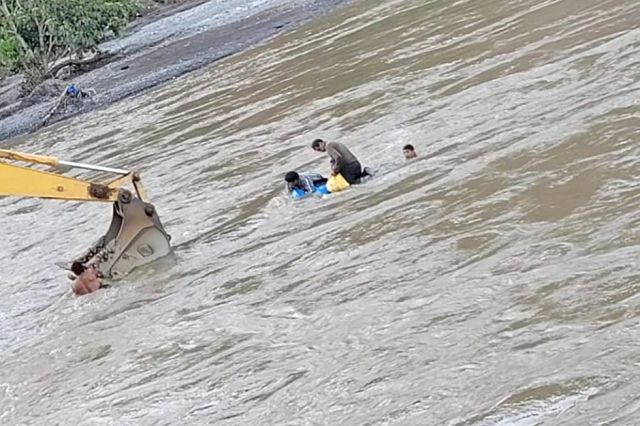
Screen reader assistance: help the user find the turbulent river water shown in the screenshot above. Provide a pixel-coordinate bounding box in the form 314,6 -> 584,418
2,0 -> 640,424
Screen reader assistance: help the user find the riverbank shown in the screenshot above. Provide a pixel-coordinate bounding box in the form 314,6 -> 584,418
0,0 -> 349,141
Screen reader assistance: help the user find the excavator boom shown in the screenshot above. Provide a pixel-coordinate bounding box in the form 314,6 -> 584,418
0,161 -> 121,201
0,149 -> 171,279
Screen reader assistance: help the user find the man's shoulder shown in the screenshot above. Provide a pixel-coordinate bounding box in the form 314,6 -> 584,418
300,171 -> 320,177
327,141 -> 351,151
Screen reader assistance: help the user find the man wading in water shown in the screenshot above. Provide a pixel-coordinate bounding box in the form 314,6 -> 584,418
70,262 -> 105,295
311,138 -> 372,184
403,144 -> 418,160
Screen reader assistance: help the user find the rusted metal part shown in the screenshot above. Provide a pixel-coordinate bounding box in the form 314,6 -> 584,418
88,183 -> 113,199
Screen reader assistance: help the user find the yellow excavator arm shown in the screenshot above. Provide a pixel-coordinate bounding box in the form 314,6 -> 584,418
0,149 -> 147,202
0,149 -> 171,280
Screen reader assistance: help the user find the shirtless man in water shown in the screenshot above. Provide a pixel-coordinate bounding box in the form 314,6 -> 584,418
70,261 -> 102,295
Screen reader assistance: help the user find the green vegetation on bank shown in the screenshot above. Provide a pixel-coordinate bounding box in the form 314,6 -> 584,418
0,0 -> 140,91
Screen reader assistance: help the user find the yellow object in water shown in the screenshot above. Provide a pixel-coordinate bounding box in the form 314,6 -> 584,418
326,173 -> 350,193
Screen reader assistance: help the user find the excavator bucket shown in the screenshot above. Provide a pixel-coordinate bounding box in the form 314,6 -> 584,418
76,189 -> 172,279
0,149 -> 172,280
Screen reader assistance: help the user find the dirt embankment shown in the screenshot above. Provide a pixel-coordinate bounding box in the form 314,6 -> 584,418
0,0 -> 349,142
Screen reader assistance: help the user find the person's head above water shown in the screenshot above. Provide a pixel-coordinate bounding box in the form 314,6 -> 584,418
285,171 -> 300,184
71,261 -> 86,276
403,144 -> 417,160
311,138 -> 327,152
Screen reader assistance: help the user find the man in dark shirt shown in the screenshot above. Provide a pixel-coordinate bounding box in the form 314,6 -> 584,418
311,139 -> 369,184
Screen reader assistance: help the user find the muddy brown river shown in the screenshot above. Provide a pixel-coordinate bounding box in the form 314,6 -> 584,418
2,0 -> 640,424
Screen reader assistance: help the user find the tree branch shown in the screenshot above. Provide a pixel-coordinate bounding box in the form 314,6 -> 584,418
34,8 -> 47,71
46,51 -> 111,78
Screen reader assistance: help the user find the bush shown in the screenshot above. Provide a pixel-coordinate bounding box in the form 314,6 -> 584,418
0,19 -> 19,73
0,0 -> 140,91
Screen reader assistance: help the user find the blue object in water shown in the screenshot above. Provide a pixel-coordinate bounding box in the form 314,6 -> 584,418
291,188 -> 307,199
315,183 -> 330,195
291,183 -> 331,200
